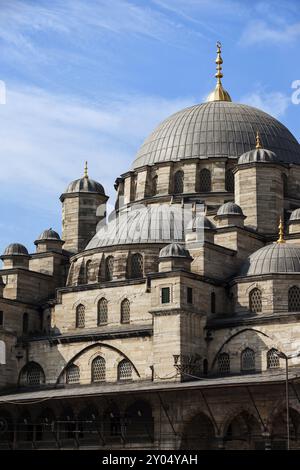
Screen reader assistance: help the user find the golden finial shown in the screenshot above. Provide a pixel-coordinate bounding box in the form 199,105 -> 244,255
84,161 -> 88,178
255,131 -> 262,149
277,217 -> 285,244
207,42 -> 232,102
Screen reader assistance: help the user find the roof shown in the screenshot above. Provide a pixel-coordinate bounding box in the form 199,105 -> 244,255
239,242 -> 300,277
238,147 -> 279,165
36,228 -> 61,241
217,202 -> 244,217
62,176 -> 105,197
0,369 -> 298,404
159,242 -> 191,258
2,243 -> 28,256
131,101 -> 300,169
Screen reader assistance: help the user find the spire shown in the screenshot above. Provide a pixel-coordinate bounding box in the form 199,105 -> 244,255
277,217 -> 285,244
84,161 -> 88,178
255,131 -> 262,149
207,41 -> 232,102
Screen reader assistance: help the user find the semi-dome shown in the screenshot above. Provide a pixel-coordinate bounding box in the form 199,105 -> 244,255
37,228 -> 61,241
239,243 -> 300,277
131,101 -> 300,169
159,242 -> 191,259
217,202 -> 244,217
238,147 -> 279,165
86,204 -> 187,249
2,243 -> 29,256
290,209 -> 300,222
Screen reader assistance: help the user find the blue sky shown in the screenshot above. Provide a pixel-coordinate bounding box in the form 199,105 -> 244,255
0,0 -> 299,254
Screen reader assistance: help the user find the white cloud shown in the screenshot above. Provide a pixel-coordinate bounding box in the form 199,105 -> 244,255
240,19 -> 300,45
240,89 -> 290,118
0,84 -> 193,211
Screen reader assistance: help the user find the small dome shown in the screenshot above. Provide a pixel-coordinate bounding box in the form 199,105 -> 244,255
3,243 -> 29,256
217,202 -> 244,217
238,148 -> 279,165
159,243 -> 191,259
64,176 -> 105,196
239,243 -> 300,277
290,209 -> 300,222
37,228 -> 61,241
187,215 -> 216,231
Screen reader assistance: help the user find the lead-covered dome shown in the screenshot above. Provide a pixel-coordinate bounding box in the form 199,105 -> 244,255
290,209 -> 300,222
159,243 -> 191,258
239,243 -> 300,277
37,228 -> 61,241
2,243 -> 29,256
238,147 -> 279,165
63,177 -> 105,196
217,202 -> 244,217
132,102 -> 300,169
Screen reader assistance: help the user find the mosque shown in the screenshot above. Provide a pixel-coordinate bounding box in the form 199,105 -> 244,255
1,43 -> 300,450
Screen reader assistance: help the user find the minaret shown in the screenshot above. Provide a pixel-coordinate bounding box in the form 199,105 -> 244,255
60,162 -> 108,253
206,41 -> 232,102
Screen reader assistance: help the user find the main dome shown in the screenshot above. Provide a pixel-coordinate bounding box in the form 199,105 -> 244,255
132,101 -> 300,169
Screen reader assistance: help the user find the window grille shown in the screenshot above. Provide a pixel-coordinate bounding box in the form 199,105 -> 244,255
92,356 -> 106,382
218,353 -> 230,373
161,287 -> 170,304
199,169 -> 211,192
152,175 -> 158,196
27,364 -> 44,385
118,360 -> 132,380
66,364 -> 80,384
174,170 -> 184,194
76,304 -> 85,328
98,298 -> 108,325
225,169 -> 234,192
241,348 -> 255,371
267,349 -> 280,369
211,292 -> 216,313
131,253 -> 143,278
121,299 -> 130,324
23,313 -> 29,334
288,286 -> 300,312
249,288 -> 262,313
105,256 -> 114,281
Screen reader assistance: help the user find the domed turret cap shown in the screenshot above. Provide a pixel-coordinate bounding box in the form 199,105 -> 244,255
2,243 -> 29,256
159,242 -> 191,259
187,215 -> 216,231
61,162 -> 106,201
238,131 -> 279,165
217,202 -> 244,217
290,208 -> 300,223
37,228 -> 61,241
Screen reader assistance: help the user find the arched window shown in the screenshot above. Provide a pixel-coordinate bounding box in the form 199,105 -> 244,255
152,175 -> 158,196
22,312 -> 29,334
91,356 -> 106,383
118,359 -> 132,381
76,304 -> 85,328
86,260 -> 93,283
199,169 -> 211,192
132,176 -> 137,200
211,292 -> 216,314
121,299 -> 130,324
66,364 -> 80,384
174,170 -> 184,194
0,340 -> 5,365
241,348 -> 255,371
288,286 -> 300,312
131,253 -> 143,279
225,169 -> 234,192
97,298 -> 108,326
218,352 -> 230,374
282,174 -> 288,197
20,362 -> 45,386
105,256 -> 114,281
267,349 -> 280,369
249,288 -> 262,313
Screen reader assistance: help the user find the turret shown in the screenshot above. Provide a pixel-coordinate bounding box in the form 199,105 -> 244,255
60,162 -> 108,253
